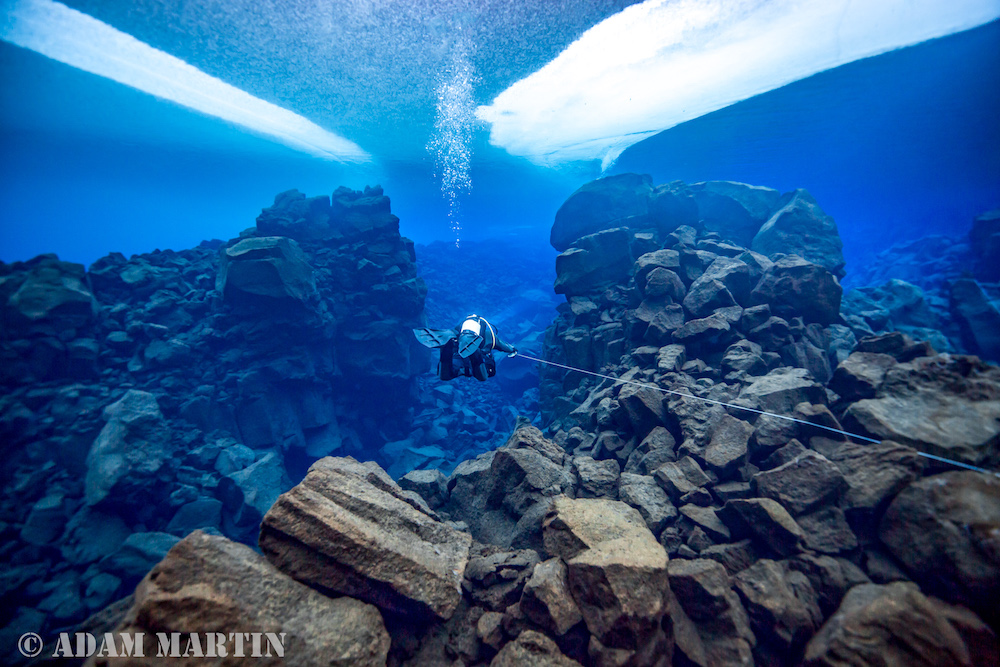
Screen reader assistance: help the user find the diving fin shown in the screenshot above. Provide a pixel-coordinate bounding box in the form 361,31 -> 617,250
457,332 -> 483,358
413,328 -> 455,349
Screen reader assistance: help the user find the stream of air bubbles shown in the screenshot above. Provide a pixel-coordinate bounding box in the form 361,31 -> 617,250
427,32 -> 477,247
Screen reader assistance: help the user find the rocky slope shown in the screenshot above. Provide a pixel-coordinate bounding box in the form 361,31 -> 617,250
0,186 -> 432,657
3,175 -> 999,666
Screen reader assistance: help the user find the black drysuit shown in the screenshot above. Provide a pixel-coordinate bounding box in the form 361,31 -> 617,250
438,316 -> 516,382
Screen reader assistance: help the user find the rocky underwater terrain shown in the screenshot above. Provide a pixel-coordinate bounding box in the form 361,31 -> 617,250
0,174 -> 998,666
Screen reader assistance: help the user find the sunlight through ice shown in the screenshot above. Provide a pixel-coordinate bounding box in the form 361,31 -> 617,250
427,33 -> 477,248
0,0 -> 370,162
477,0 -> 1000,169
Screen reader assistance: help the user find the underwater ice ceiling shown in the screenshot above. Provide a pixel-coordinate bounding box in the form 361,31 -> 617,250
2,0 -> 998,170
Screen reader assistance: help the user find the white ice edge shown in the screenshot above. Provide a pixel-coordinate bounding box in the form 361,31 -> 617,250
477,0 -> 1000,168
0,0 -> 370,162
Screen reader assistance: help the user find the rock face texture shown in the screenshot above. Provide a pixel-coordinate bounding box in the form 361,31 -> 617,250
0,185 -> 431,646
88,530 -> 390,667
4,175 -> 1000,666
259,456 -> 471,620
879,471 -> 1000,624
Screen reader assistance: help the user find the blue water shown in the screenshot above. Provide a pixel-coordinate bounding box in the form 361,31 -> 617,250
0,14 -> 998,274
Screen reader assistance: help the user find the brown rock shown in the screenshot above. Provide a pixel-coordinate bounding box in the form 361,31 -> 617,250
520,558 -> 583,636
734,559 -> 822,662
86,531 -> 389,667
802,582 -> 973,667
879,471 -> 1000,622
750,450 -> 845,516
720,498 -> 805,557
491,630 -> 582,667
259,456 -> 471,620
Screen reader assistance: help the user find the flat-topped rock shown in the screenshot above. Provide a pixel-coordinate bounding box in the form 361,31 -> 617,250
89,531 -> 390,667
259,456 -> 471,620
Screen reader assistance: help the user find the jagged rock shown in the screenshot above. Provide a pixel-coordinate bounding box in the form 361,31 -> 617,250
259,456 -> 471,620
217,451 -> 289,532
643,267 -> 686,302
802,582 -> 975,667
400,468 -> 450,509
751,255 -> 842,325
618,383 -> 669,439
3,255 -> 96,331
465,549 -> 541,612
669,558 -> 756,666
668,558 -> 734,620
797,506 -> 858,554
787,553 -> 870,617
93,531 -> 390,666
216,236 -> 316,307
842,355 -> 1000,467
85,390 -> 170,506
673,314 -> 732,349
572,456 -> 620,498
751,450 -> 845,516
828,440 -> 924,517
879,471 -> 1000,622
551,173 -> 655,252
740,367 -> 826,415
748,315 -> 794,351
99,532 -> 181,586
722,339 -> 768,376
624,426 -> 677,474
618,473 -> 677,534
701,540 -> 760,575
950,278 -> 1000,361
679,504 -> 731,542
654,456 -> 711,501
19,491 -> 68,546
720,498 -> 805,557
829,351 -> 897,401
752,189 -> 845,277
491,630 -> 583,667
544,496 -> 672,656
734,559 -> 823,663
554,227 -> 633,296
690,181 -> 781,247
166,498 -> 223,536
634,249 -> 682,288
656,344 -> 687,373
520,557 -> 584,636
702,414 -> 754,478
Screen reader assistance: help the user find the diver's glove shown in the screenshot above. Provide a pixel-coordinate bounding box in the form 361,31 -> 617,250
509,348 -> 518,358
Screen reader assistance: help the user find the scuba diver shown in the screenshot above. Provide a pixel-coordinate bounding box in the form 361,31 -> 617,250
413,314 -> 518,381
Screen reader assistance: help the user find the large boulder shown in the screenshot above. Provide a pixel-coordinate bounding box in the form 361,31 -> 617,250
689,181 -> 781,248
3,255 -> 97,331
90,531 -> 390,666
950,278 -> 1000,362
84,390 -> 170,506
216,236 -> 316,307
751,450 -> 845,516
554,227 -> 633,296
255,189 -> 334,240
842,355 -> 1000,467
879,471 -> 1000,623
551,174 -> 655,251
739,367 -> 826,415
720,498 -> 806,557
259,456 -> 472,620
750,255 -> 842,325
752,189 -> 845,278
542,496 -> 672,659
802,582 -> 977,667
734,559 -> 823,663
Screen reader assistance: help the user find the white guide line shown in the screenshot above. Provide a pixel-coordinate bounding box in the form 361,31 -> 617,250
516,353 -> 1000,477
